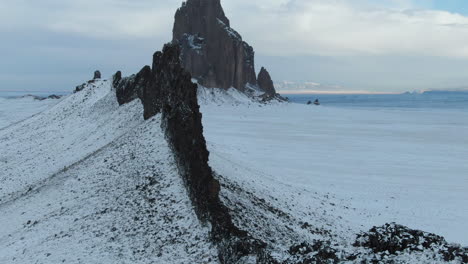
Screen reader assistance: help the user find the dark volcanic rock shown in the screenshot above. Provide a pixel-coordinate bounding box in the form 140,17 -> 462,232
94,70 -> 101,80
173,0 -> 257,91
288,241 -> 339,263
113,66 -> 152,105
355,223 -> 468,262
75,71 -> 102,93
257,67 -> 276,97
117,43 -> 269,263
47,95 -> 62,100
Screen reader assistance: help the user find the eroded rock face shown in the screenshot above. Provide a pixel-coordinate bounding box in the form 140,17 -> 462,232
115,43 -> 269,263
173,0 -> 257,91
114,66 -> 152,106
257,67 -> 277,97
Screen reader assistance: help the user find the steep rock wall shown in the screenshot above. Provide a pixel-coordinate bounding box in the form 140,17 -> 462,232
173,0 -> 257,92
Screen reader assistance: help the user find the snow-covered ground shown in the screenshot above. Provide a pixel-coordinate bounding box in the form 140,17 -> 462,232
0,96 -> 61,130
200,94 -> 468,247
0,82 -> 217,263
1,83 -> 466,263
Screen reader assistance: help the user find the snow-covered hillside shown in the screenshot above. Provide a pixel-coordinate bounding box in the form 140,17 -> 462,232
200,99 -> 468,262
0,81 -> 217,263
1,80 -> 466,263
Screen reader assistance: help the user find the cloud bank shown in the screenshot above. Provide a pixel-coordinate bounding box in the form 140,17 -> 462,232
1,0 -> 468,92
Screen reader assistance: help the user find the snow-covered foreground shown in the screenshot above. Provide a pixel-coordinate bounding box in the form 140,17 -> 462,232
200,100 -> 468,246
0,96 -> 60,130
1,82 -> 466,263
0,82 -> 217,263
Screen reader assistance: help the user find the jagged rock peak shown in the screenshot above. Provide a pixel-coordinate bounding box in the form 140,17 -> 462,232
113,66 -> 152,106
173,0 -> 257,91
173,0 -> 230,41
94,70 -> 101,80
257,67 -> 277,96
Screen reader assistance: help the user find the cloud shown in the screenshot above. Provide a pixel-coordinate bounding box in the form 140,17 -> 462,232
1,0 -> 468,92
2,0 -> 468,57
226,0 -> 468,57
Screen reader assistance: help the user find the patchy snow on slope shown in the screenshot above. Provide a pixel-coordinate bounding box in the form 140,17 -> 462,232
198,86 -> 257,106
0,81 -> 218,264
0,96 -> 61,130
200,101 -> 468,261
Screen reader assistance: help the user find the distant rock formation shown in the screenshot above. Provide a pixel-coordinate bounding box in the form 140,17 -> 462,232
173,0 -> 278,97
257,67 -> 276,97
94,70 -> 101,80
75,71 -> 103,93
24,94 -> 62,101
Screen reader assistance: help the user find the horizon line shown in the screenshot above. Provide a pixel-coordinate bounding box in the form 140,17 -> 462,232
278,90 -> 403,95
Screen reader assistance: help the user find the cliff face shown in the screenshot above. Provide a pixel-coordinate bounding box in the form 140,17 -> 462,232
173,0 -> 257,92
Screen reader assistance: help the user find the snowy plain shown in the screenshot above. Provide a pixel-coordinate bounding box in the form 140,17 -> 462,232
199,89 -> 468,246
0,96 -> 60,130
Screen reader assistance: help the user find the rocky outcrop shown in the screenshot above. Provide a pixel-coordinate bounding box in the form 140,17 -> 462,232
173,0 -> 257,92
94,70 -> 101,80
75,71 -> 103,93
114,43 -> 270,263
354,223 -> 468,262
257,67 -> 276,97
113,66 -> 152,105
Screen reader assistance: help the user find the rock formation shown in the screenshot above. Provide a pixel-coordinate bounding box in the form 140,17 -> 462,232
355,223 -> 468,262
113,66 -> 152,106
75,71 -> 102,93
94,70 -> 101,80
173,0 -> 278,97
113,43 -> 270,263
257,67 -> 276,97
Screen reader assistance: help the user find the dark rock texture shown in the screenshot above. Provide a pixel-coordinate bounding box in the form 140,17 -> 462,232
173,0 -> 257,92
25,94 -> 62,101
257,67 -> 277,97
114,66 -> 152,106
115,43 -> 269,263
94,70 -> 101,80
152,44 -> 269,263
355,223 -> 468,262
288,241 -> 339,263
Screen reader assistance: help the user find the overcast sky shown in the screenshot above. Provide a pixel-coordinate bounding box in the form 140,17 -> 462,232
1,0 -> 468,93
